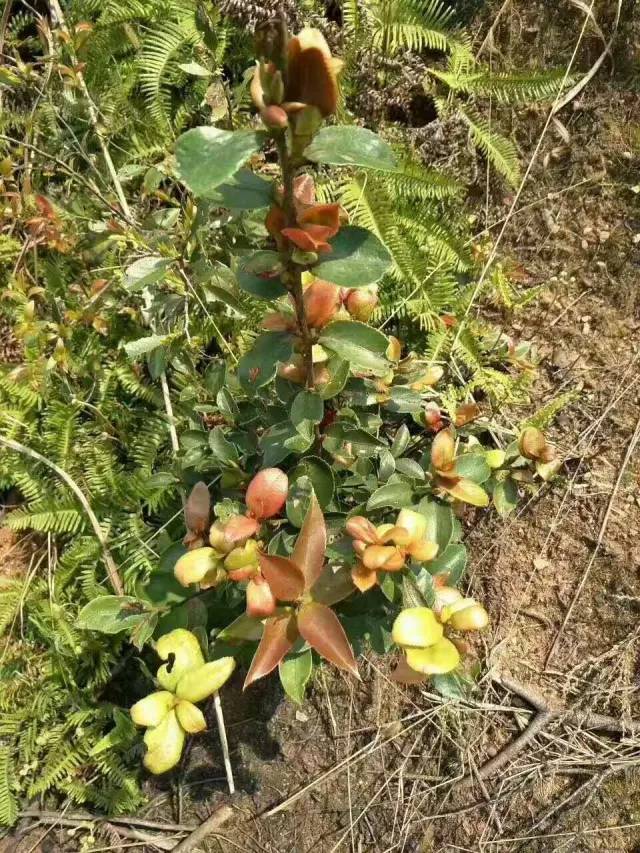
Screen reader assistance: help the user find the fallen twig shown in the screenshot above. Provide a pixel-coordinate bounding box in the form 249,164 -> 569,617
463,674 -> 640,786
170,804 -> 234,853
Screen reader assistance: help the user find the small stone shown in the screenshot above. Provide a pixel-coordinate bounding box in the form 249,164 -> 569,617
533,557 -> 550,570
598,230 -> 610,242
295,710 -> 309,722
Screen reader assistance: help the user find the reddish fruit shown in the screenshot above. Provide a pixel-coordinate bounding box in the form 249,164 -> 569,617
245,468 -> 289,520
302,280 -> 341,328
261,105 -> 288,129
246,575 -> 277,619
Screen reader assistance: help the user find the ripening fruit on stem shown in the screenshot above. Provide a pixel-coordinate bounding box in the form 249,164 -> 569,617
245,468 -> 288,520
519,426 -> 554,462
246,574 -> 277,618
174,547 -> 224,587
302,280 -> 341,328
261,105 -> 288,129
345,287 -> 378,321
392,607 -> 443,649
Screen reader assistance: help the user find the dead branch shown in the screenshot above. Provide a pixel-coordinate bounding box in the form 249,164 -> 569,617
170,804 -> 234,853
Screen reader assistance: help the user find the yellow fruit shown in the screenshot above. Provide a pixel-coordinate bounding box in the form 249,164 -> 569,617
143,710 -> 185,774
156,629 -> 205,692
395,509 -> 427,544
175,657 -> 236,703
446,600 -> 489,631
224,540 -> 259,573
130,691 -> 174,728
406,638 -> 460,674
175,700 -> 207,733
392,607 -> 443,649
174,547 -> 222,587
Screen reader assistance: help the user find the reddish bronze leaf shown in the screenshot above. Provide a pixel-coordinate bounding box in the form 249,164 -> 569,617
243,613 -> 299,689
297,603 -> 359,678
390,655 -> 429,685
431,428 -> 455,472
258,553 -> 305,602
310,565 -> 355,605
291,494 -> 327,591
184,481 -> 210,535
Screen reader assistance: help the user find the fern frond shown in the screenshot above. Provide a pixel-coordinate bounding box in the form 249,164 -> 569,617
5,502 -> 84,535
457,105 -> 521,186
369,0 -> 457,55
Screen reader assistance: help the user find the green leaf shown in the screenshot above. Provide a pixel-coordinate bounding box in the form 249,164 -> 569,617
279,649 -> 313,704
260,421 -> 313,466
238,332 -> 293,392
427,543 -> 467,584
312,226 -> 392,288
319,320 -> 389,376
123,334 -> 166,360
209,169 -> 273,210
366,482 -> 413,511
125,256 -> 173,291
237,270 -> 287,300
77,596 -> 150,634
455,452 -> 491,484
493,478 -> 519,517
175,127 -> 265,197
209,426 -> 238,465
305,126 -> 398,171
291,391 -> 324,434
286,476 -> 314,528
289,456 -> 335,508
387,386 -> 423,413
318,357 -> 350,399
431,671 -> 469,700
390,424 -> 411,458
395,458 -> 426,480
416,499 -> 454,552
378,449 -> 396,481
178,61 -> 211,77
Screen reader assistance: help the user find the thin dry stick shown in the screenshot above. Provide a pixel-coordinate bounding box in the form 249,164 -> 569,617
545,413 -> 640,665
49,0 -> 133,223
169,804 -> 234,853
213,692 -> 236,795
0,436 -> 124,595
475,0 -> 512,57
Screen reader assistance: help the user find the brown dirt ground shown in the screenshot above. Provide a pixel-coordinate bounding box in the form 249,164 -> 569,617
5,2 -> 640,852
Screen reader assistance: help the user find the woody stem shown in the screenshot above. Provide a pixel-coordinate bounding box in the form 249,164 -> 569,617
276,135 -> 315,389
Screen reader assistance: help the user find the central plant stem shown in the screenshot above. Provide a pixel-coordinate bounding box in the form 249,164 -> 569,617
277,136 -> 315,389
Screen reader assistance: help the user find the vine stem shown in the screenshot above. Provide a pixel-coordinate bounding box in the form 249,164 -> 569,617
0,435 -> 124,595
276,135 -> 315,389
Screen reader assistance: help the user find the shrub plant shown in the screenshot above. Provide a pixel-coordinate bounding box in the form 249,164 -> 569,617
0,3 -> 564,820
73,23 -> 558,775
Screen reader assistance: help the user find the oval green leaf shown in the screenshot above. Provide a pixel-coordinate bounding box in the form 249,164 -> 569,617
175,127 -> 265,197
312,226 -> 392,288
